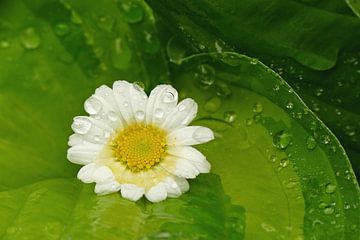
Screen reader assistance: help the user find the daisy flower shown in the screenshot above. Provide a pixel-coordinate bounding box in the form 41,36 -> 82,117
67,80 -> 214,202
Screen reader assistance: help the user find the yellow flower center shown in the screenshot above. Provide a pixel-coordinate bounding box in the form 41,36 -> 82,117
115,124 -> 166,172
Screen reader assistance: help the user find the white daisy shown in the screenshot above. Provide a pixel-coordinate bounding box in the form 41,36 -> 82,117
67,80 -> 214,202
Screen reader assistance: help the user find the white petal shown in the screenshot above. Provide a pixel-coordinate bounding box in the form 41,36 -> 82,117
121,184 -> 145,201
167,146 -> 211,173
113,80 -> 136,124
163,176 -> 189,198
129,83 -> 148,123
145,183 -> 168,202
167,126 -> 214,146
68,134 -> 84,147
71,116 -> 114,144
67,143 -> 103,165
94,180 -> 121,195
92,166 -> 115,183
77,163 -> 97,183
161,156 -> 199,179
145,85 -> 178,126
84,85 -> 125,130
161,98 -> 198,131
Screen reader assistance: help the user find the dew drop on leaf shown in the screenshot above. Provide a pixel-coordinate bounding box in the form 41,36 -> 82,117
286,101 -> 294,109
323,206 -> 334,215
21,27 -> 40,50
95,15 -> 115,32
216,81 -> 232,97
325,183 -> 337,194
195,64 -> 215,88
54,23 -> 70,37
220,54 -> 241,66
119,2 -> 144,23
273,130 -> 292,149
306,136 -> 317,150
112,37 -> 131,70
71,10 -> 82,24
143,31 -> 160,54
245,118 -> 253,126
320,135 -> 331,145
0,40 -> 9,48
280,158 -> 289,168
204,97 -> 222,113
223,111 -> 237,123
252,102 -> 263,113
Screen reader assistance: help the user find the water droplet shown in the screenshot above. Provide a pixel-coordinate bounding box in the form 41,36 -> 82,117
286,102 -> 294,109
178,103 -> 187,112
335,109 -> 342,116
112,37 -> 131,69
195,64 -> 215,88
84,96 -> 102,115
0,40 -> 9,49
143,31 -> 160,54
162,89 -> 176,103
252,102 -> 263,113
154,108 -> 164,119
193,127 -> 213,142
261,223 -> 276,232
280,158 -> 289,168
21,27 -> 40,50
71,117 -> 91,134
204,97 -> 221,113
273,84 -> 280,91
315,88 -> 323,96
54,23 -> 70,37
269,155 -> 277,162
220,54 -> 241,66
94,135 -> 101,142
224,111 -> 237,123
123,101 -> 129,107
306,136 -> 317,150
250,58 -> 259,65
107,111 -> 118,122
320,135 -> 331,145
119,2 -> 144,23
245,118 -> 253,126
325,183 -> 336,194
216,81 -> 232,97
135,111 -> 145,120
344,203 -> 351,210
323,206 -> 334,215
273,131 -> 292,149
214,39 -> 225,53
96,15 -> 115,32
71,11 -> 82,24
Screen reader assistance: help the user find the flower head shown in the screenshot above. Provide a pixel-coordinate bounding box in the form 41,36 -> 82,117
67,81 -> 214,202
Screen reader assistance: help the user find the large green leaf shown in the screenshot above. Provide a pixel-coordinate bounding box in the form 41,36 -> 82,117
146,0 -> 360,71
146,0 -> 360,180
170,52 -> 360,239
0,0 -> 359,240
347,0 -> 360,17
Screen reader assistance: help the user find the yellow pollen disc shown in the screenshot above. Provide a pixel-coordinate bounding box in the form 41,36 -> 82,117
115,123 -> 166,172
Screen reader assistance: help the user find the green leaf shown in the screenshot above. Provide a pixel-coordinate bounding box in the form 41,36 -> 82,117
146,0 -> 360,71
0,175 -> 244,239
0,0 -> 359,239
170,52 -> 360,239
0,0 -> 167,190
147,0 -> 360,179
347,0 -> 360,17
